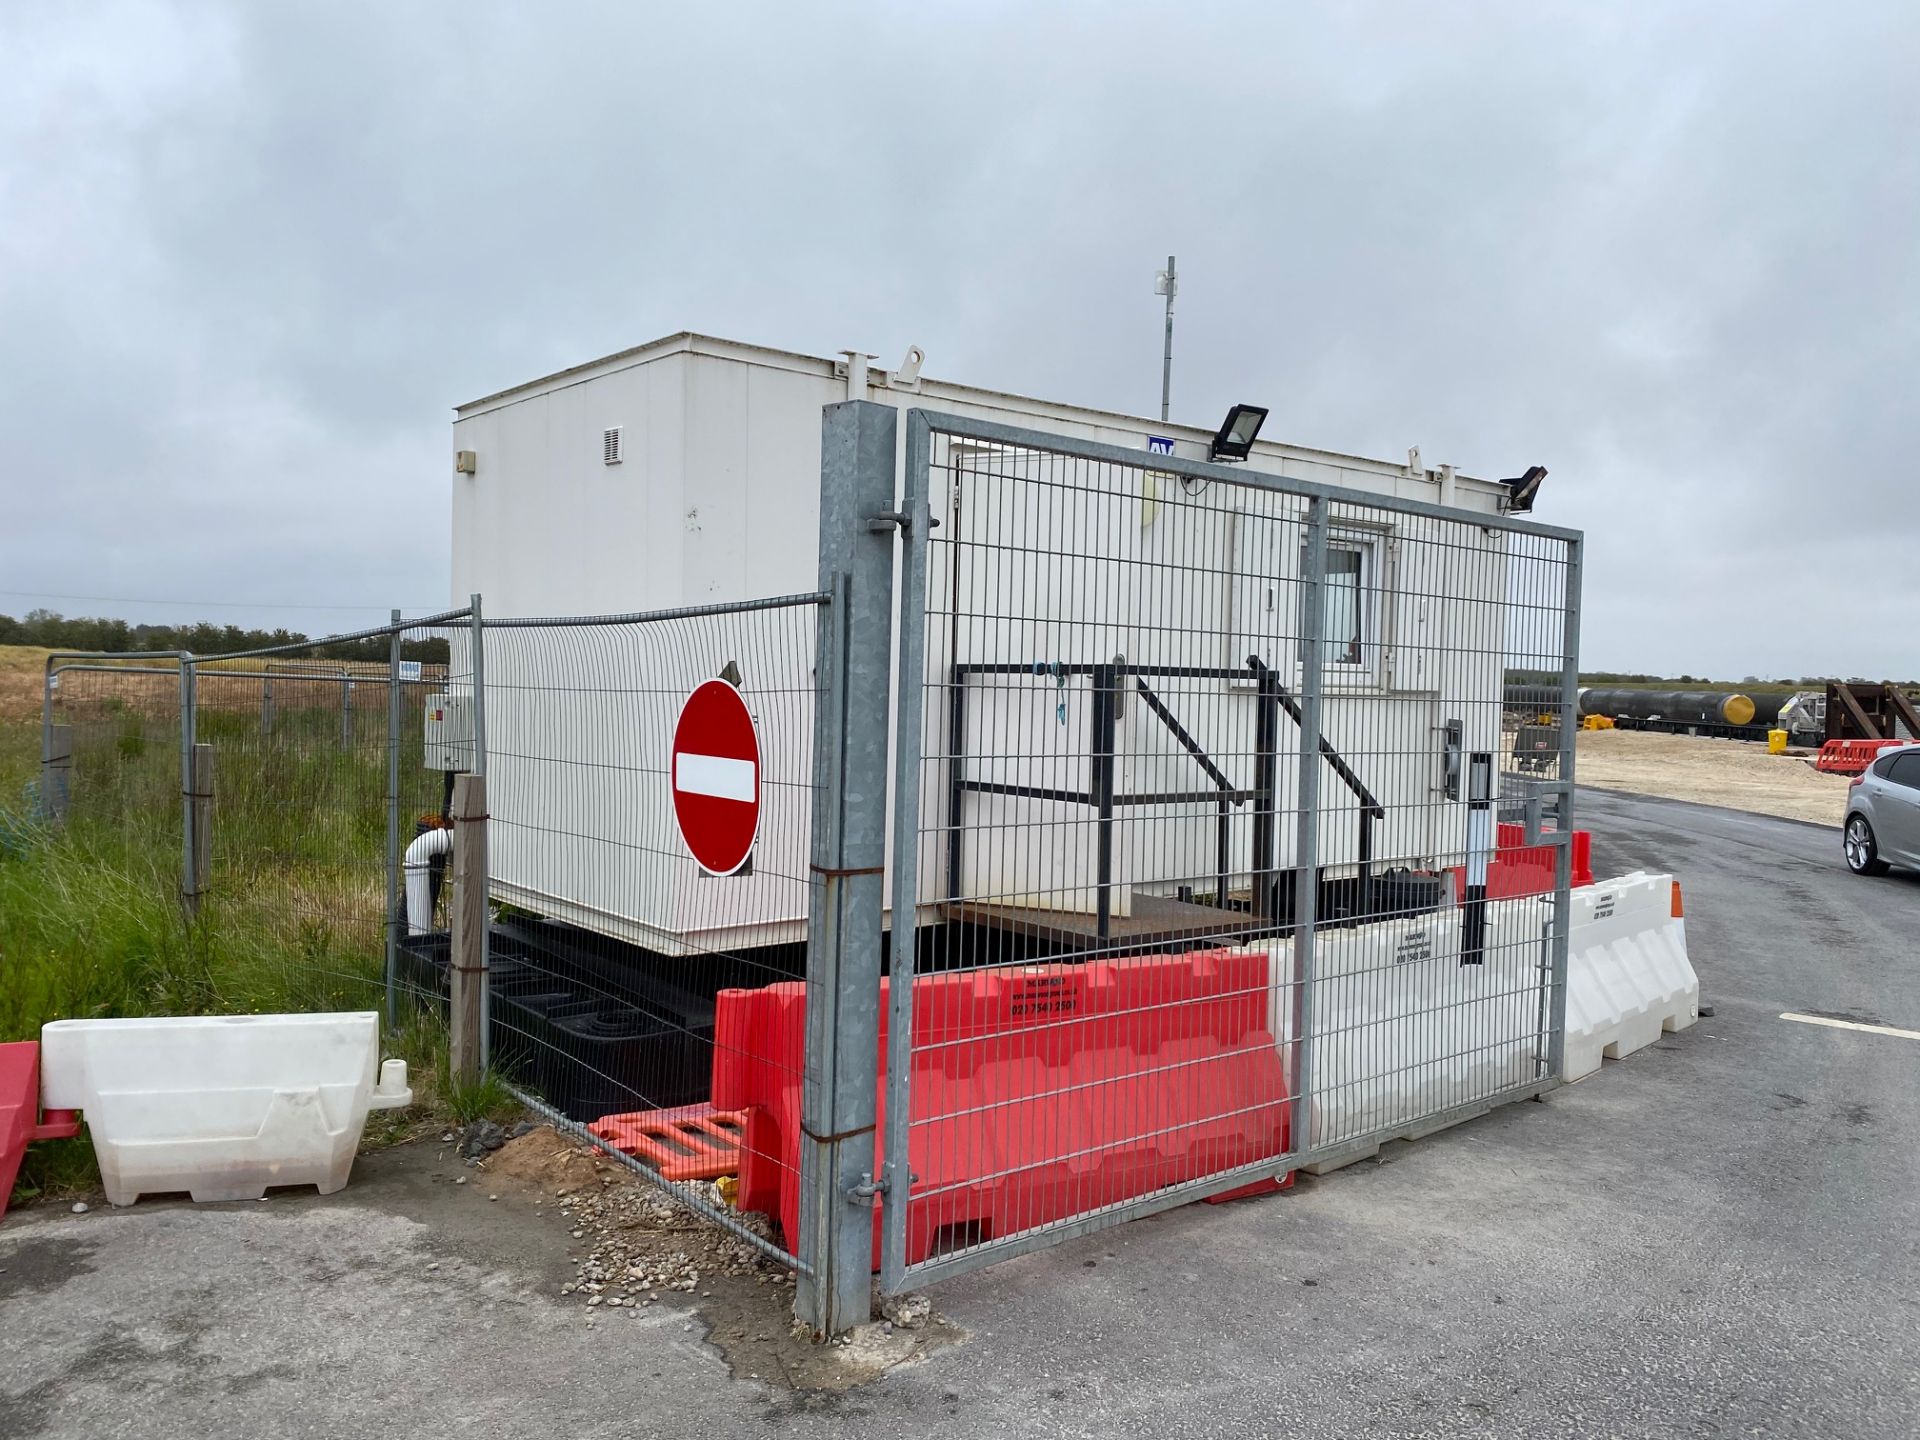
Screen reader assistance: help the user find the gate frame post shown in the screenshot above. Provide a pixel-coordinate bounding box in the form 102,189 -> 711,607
1289,498 -> 1331,1157
796,400 -> 897,1338
1547,537 -> 1584,1078
878,409 -> 934,1294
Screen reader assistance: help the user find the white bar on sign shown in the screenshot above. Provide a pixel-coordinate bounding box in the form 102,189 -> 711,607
675,753 -> 756,803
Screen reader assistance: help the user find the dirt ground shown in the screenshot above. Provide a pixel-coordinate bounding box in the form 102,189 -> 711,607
1574,727 -> 1852,826
469,1126 -> 958,1391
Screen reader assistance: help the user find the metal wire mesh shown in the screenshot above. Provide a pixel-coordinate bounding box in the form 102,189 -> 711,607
473,595 -> 826,1269
883,413 -> 1579,1286
43,660 -> 184,867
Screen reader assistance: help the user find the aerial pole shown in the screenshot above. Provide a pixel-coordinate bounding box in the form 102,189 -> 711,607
1155,255 -> 1177,424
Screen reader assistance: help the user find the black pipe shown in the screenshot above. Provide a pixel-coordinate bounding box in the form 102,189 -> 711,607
1578,688 -> 1759,728
946,676 -> 967,906
1503,684 -> 1566,713
1251,664 -> 1280,923
1216,796 -> 1231,912
1091,664 -> 1119,941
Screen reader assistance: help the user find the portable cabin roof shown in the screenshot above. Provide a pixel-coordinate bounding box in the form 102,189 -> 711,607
454,330 -> 1509,506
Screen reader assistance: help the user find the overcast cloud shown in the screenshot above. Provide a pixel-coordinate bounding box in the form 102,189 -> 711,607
2,2 -> 1914,676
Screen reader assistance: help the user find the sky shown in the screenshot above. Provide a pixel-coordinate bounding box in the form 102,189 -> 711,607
1,2 -> 1915,678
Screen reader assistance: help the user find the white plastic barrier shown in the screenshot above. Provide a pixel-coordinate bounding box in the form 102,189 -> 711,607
1264,897 -> 1555,1168
39,1012 -> 411,1206
1562,872 -> 1698,1081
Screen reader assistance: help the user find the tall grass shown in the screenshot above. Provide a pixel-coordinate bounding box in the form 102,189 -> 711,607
0,698 -> 513,1204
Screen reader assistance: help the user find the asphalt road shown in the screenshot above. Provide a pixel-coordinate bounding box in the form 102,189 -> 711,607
5,790 -> 1919,1438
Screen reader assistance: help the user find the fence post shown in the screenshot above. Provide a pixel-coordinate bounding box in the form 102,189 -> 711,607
1289,499 -> 1330,1159
448,772 -> 488,1085
185,744 -> 214,913
467,595 -> 489,1069
260,677 -> 274,738
40,657 -> 57,814
340,668 -> 353,748
180,656 -> 198,914
796,400 -> 897,1337
385,609 -> 404,1031
39,724 -> 72,825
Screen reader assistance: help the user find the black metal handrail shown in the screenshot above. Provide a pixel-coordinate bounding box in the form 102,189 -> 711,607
945,656 -> 1384,939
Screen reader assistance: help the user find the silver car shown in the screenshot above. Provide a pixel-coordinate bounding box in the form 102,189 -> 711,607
1843,745 -> 1920,875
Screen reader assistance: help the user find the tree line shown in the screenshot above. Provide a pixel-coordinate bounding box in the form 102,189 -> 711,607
0,610 -> 450,663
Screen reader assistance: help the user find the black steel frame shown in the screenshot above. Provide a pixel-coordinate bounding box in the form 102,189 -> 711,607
945,655 -> 1385,940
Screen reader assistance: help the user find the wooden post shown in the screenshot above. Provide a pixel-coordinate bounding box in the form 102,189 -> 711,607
184,743 -> 214,915
40,723 -> 72,825
260,678 -> 275,738
448,773 -> 488,1084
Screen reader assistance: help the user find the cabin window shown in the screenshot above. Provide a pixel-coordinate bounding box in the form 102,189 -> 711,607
1297,533 -> 1382,683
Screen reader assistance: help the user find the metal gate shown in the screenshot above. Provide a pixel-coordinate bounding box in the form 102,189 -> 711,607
879,410 -> 1582,1291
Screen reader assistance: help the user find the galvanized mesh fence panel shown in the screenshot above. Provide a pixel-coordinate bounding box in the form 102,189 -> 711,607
1301,514 -> 1576,1157
182,639 -> 457,1020
43,660 -> 184,866
882,412 -> 1579,1288
475,595 -> 827,1271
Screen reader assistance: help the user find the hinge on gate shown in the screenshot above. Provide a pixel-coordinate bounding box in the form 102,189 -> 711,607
866,508 -> 940,535
847,1164 -> 917,1205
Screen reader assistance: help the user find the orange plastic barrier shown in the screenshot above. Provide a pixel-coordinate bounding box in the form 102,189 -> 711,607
1816,738 -> 1906,776
713,948 -> 1290,1271
1,1041 -> 81,1220
587,1103 -> 747,1182
1453,825 -> 1593,902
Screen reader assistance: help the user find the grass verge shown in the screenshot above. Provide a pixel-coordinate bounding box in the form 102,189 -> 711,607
0,709 -> 514,1207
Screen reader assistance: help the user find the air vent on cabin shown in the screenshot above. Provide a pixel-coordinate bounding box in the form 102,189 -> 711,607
603,426 -> 623,466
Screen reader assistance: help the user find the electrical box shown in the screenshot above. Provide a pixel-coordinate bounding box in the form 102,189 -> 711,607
424,693 -> 474,772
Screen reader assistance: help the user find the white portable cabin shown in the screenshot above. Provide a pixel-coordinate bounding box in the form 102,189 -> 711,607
449,333 -> 1524,957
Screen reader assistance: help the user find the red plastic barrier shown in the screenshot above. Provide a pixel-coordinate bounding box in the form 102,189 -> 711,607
713,949 -> 1290,1270
1451,825 -> 1593,902
1,1041 -> 81,1220
1816,739 -> 1907,776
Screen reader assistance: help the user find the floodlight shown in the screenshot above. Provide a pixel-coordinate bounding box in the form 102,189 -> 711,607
1209,404 -> 1268,462
1502,465 -> 1548,513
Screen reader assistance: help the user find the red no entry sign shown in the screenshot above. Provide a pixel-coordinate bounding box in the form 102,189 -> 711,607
671,678 -> 761,876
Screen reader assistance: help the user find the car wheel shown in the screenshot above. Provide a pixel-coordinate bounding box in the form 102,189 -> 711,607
1844,814 -> 1890,876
